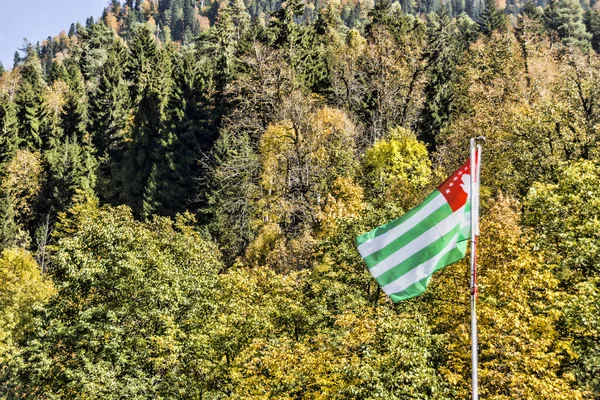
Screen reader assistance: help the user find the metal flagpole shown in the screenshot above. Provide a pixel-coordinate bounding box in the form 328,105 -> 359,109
469,138 -> 482,400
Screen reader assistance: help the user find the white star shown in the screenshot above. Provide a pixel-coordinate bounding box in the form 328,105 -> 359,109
453,177 -> 458,181
445,189 -> 451,194
449,183 -> 454,187
459,171 -> 463,175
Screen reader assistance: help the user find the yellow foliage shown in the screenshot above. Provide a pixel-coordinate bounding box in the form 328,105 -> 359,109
317,176 -> 365,235
258,103 -> 357,228
46,80 -> 68,117
1,150 -> 43,224
140,0 -> 157,19
363,126 -> 431,206
104,11 -> 120,32
0,248 -> 55,363
428,195 -> 582,399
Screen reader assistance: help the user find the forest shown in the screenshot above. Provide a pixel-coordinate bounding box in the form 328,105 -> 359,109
1,0 -> 600,397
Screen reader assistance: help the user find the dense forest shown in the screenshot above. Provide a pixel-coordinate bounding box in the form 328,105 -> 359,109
1,0 -> 600,397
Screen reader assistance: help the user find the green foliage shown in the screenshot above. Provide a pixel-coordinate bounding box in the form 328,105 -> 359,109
120,27 -> 173,217
363,126 -> 432,206
584,9 -> 600,53
420,9 -> 463,149
543,0 -> 592,51
0,98 -> 19,165
6,203 -> 221,398
1,2 -> 600,397
0,196 -> 17,250
525,161 -> 600,396
159,48 -> 216,216
0,248 -> 54,378
43,136 -> 98,214
207,128 -> 260,264
525,161 -> 600,282
478,0 -> 507,36
14,47 -> 47,150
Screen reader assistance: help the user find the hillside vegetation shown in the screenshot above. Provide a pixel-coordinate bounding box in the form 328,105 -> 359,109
1,0 -> 600,398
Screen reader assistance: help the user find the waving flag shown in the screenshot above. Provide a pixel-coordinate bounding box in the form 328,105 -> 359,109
357,157 -> 477,302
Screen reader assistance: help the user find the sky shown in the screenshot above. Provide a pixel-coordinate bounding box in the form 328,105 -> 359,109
0,0 -> 109,69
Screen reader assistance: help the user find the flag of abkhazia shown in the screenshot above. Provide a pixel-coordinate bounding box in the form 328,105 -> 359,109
356,157 -> 477,302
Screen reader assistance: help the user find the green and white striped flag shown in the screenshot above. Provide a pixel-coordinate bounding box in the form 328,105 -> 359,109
357,157 -> 477,302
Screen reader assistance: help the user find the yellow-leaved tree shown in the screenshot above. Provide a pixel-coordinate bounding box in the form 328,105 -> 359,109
363,126 -> 432,208
426,195 -> 581,399
248,98 -> 359,271
0,248 -> 54,376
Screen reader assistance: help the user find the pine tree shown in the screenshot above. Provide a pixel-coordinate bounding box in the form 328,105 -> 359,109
155,49 -> 216,216
584,9 -> 600,53
0,62 -> 4,75
47,60 -> 69,85
523,0 -> 542,21
544,0 -> 592,50
0,98 -> 19,165
169,0 -> 185,41
479,0 -> 507,36
419,8 -> 461,150
297,11 -> 333,94
15,46 -> 47,150
43,136 -> 97,214
68,23 -> 77,37
270,0 -> 305,52
13,51 -> 21,69
89,47 -> 129,148
88,44 -> 130,204
120,30 -> 173,217
365,0 -> 392,37
182,0 -> 200,44
0,193 -> 17,250
61,65 -> 88,144
126,25 -> 159,107
231,0 -> 251,40
78,21 -> 117,81
196,1 -> 247,117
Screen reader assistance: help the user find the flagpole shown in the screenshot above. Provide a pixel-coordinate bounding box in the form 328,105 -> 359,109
469,138 -> 480,400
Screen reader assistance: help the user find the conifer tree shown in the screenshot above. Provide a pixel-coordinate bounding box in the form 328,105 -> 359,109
298,5 -> 337,94
158,49 -> 215,216
68,23 -> 77,37
0,62 -> 4,75
365,0 -> 392,37
61,65 -> 88,144
270,0 -> 305,52
523,0 -> 543,20
120,30 -> 172,217
230,0 -> 251,41
419,9 -> 461,150
43,136 -> 98,214
47,61 -> 69,85
88,44 -> 130,203
78,21 -> 117,81
182,0 -> 200,44
544,0 -> 592,50
126,25 -> 158,107
169,0 -> 186,41
0,194 -> 17,250
13,51 -> 21,69
478,0 -> 507,36
584,9 -> 600,52
14,47 -> 46,150
0,99 -> 19,165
